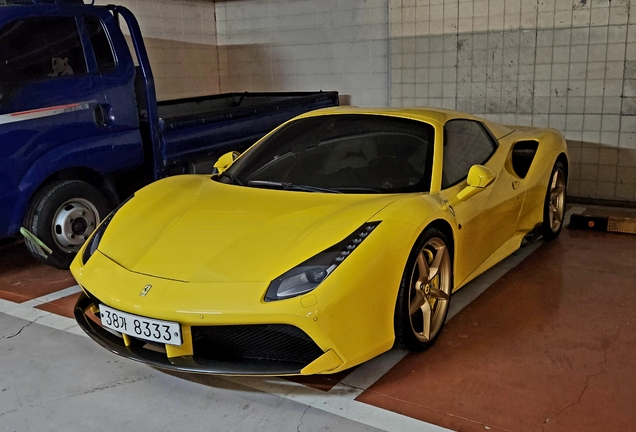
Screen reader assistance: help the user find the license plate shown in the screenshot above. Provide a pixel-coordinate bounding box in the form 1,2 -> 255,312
99,304 -> 182,346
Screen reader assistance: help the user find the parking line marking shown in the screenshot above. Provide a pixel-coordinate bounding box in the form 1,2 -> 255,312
225,375 -> 453,432
0,297 -> 86,337
327,206 -> 586,399
328,349 -> 408,399
21,285 -> 82,308
326,243 -> 543,400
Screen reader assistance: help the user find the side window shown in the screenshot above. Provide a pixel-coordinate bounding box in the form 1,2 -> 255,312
84,15 -> 116,73
0,17 -> 87,87
442,120 -> 497,188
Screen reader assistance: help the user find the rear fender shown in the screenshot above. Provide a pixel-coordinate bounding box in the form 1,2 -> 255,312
515,130 -> 568,231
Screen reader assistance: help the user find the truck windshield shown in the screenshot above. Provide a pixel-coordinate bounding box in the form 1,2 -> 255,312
0,17 -> 87,110
222,114 -> 435,194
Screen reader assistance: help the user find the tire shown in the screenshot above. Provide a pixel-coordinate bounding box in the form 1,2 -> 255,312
541,161 -> 567,242
23,180 -> 111,269
394,228 -> 453,351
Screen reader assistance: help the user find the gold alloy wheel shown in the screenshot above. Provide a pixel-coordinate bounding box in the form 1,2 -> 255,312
548,168 -> 566,233
408,237 -> 451,342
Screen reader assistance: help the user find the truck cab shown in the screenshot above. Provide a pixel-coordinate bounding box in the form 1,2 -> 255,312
0,0 -> 338,268
0,0 -> 143,267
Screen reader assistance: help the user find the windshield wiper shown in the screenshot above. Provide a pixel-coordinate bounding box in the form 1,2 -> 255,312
247,180 -> 341,194
216,171 -> 244,186
332,187 -> 384,194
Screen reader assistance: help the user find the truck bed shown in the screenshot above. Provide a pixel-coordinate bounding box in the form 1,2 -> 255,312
158,92 -> 338,130
156,91 -> 339,173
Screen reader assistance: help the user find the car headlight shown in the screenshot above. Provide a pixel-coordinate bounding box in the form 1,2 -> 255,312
82,195 -> 133,264
264,222 -> 380,301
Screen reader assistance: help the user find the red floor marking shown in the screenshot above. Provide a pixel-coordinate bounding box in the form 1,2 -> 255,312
35,292 -> 81,319
355,229 -> 636,432
6,227 -> 636,431
0,241 -> 76,303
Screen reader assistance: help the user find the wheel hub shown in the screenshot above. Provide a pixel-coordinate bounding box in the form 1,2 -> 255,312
71,217 -> 88,235
52,199 -> 99,252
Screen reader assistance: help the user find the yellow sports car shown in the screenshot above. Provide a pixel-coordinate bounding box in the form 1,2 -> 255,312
71,107 -> 568,375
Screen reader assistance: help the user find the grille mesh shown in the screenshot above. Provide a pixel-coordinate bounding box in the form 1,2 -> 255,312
191,324 -> 323,365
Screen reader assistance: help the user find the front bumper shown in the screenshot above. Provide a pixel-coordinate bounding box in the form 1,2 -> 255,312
74,292 -> 343,375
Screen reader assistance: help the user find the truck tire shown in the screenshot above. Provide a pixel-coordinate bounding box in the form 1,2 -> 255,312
23,180 -> 111,269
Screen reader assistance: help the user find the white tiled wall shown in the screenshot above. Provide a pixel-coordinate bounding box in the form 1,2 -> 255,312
390,0 -> 636,202
102,0 -> 636,202
214,0 -> 389,106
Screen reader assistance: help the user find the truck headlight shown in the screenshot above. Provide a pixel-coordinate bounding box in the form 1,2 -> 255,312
264,222 -> 380,301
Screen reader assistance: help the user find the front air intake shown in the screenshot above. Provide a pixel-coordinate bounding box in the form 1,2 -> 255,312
191,324 -> 323,365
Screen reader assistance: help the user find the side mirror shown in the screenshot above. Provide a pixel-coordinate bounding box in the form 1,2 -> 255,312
213,151 -> 240,174
456,165 -> 497,201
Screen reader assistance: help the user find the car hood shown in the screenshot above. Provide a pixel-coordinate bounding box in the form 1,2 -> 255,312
98,175 -> 401,283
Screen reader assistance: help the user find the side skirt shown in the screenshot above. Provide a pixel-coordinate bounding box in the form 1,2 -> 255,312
452,233 -> 525,293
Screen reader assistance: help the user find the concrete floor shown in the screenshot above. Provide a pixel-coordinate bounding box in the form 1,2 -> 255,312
1,206 -> 635,432
0,313 -> 385,432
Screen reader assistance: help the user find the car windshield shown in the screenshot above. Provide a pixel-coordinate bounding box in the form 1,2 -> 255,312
219,114 -> 435,194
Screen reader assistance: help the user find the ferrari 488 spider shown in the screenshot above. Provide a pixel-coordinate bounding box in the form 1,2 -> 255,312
72,107 -> 568,375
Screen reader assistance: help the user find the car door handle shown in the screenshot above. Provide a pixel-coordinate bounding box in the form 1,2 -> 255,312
512,180 -> 520,190
93,104 -> 114,127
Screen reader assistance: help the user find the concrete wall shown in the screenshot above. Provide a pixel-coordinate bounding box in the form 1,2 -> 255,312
214,0 -> 390,106
102,0 -> 389,105
389,0 -> 636,202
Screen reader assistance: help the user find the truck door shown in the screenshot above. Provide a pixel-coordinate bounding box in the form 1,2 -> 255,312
81,11 -> 143,174
0,14 -> 107,236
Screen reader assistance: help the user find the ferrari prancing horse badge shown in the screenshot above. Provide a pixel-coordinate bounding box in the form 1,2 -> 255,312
140,284 -> 152,296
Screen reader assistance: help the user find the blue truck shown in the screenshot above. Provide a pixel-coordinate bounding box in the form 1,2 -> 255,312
0,0 -> 338,268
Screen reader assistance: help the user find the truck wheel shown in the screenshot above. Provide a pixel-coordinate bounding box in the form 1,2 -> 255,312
23,180 -> 111,269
